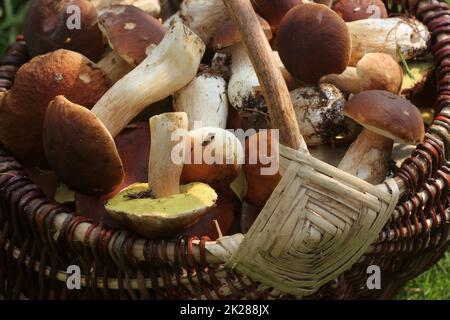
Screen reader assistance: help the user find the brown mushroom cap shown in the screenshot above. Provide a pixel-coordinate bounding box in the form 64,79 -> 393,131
212,15 -> 273,51
344,90 -> 425,144
333,0 -> 388,22
0,49 -> 110,168
43,96 -> 124,195
251,0 -> 305,30
24,0 -> 104,61
277,3 -> 351,83
98,5 -> 166,66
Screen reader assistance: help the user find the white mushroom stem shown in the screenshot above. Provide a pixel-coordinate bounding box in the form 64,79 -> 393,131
163,10 -> 182,28
91,22 -> 205,138
97,51 -> 134,84
179,0 -> 229,46
149,112 -> 188,198
290,84 -> 346,146
91,0 -> 161,16
228,43 -> 263,111
320,67 -> 361,94
338,129 -> 393,184
347,17 -> 430,66
173,68 -> 229,130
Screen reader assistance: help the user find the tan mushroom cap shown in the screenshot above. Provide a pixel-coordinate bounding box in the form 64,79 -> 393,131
0,49 -> 110,168
344,90 -> 425,144
277,3 -> 351,83
98,5 -> 166,66
43,96 -> 124,195
212,15 -> 273,51
24,0 -> 104,61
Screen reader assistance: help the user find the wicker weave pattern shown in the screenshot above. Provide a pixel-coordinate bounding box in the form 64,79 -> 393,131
226,147 -> 400,296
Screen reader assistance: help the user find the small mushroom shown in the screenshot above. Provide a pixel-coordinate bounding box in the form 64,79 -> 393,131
24,0 -> 104,62
98,5 -> 166,67
173,65 -> 229,130
321,52 -> 403,94
277,2 -> 351,83
338,90 -> 425,184
182,127 -> 244,187
43,22 -> 205,194
332,0 -> 388,22
290,84 -> 346,146
105,112 -> 218,239
0,49 -> 110,168
212,16 -> 272,122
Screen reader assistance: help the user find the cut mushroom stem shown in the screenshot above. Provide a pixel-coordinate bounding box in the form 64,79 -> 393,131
173,66 -> 229,130
347,17 -> 430,66
149,112 -> 188,198
91,22 -> 205,137
43,22 -> 205,194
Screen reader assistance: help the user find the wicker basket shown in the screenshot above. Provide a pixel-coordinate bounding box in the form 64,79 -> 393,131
0,0 -> 449,300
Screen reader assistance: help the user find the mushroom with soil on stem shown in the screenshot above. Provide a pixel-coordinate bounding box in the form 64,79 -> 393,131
332,0 -> 388,22
0,49 -> 111,168
24,0 -> 105,62
337,90 -> 425,184
320,52 -> 404,94
212,16 -> 273,128
43,22 -> 206,194
277,2 -> 352,83
173,65 -> 229,130
105,112 -> 218,239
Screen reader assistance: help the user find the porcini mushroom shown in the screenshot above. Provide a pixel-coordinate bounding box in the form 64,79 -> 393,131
277,2 -> 351,83
105,112 -> 218,239
92,0 -> 161,17
338,90 -> 425,184
212,16 -> 272,120
173,65 -> 229,129
251,0 -> 305,30
321,52 -> 403,94
24,0 -> 104,62
0,49 -> 110,168
43,22 -> 205,194
98,5 -> 166,67
333,0 -> 388,22
290,84 -> 346,146
182,127 -> 244,187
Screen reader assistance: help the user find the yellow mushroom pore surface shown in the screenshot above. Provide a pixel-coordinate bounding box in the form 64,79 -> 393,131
106,182 -> 218,218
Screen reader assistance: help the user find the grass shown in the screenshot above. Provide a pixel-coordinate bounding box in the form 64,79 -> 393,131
0,0 -> 449,300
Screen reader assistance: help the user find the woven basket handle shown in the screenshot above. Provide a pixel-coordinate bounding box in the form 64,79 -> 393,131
223,0 -> 304,150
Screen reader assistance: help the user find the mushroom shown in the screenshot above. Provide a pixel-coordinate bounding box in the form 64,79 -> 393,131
251,0 -> 305,31
332,0 -> 388,22
338,90 -> 425,184
0,49 -> 110,168
182,127 -> 244,187
321,52 -> 403,94
290,83 -> 346,146
24,0 -> 105,62
212,16 -> 273,123
347,17 -> 430,66
43,22 -> 205,194
277,2 -> 351,83
91,0 -> 161,17
97,5 -> 166,67
105,112 -> 218,239
173,65 -> 229,130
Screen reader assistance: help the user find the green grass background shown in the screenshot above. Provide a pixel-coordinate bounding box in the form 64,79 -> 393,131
0,0 -> 448,300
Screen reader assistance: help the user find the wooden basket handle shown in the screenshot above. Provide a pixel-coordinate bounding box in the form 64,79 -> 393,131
223,0 -> 304,150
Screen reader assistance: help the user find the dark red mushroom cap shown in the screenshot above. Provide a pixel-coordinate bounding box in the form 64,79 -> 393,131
277,3 -> 351,83
333,0 -> 388,22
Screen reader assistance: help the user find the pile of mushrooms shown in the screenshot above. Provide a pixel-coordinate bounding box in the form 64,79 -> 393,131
0,0 -> 432,237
